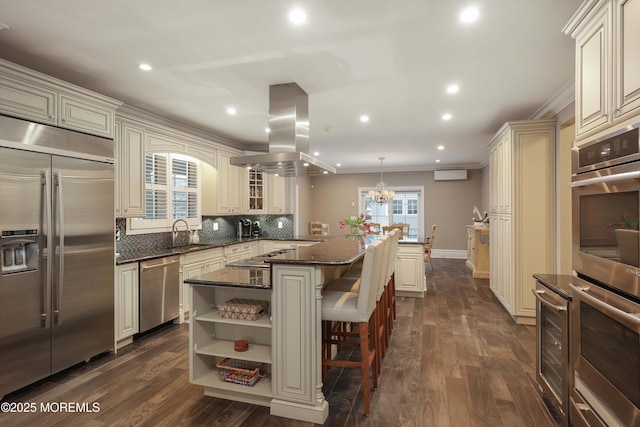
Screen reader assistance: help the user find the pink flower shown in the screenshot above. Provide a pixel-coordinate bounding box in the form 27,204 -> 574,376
359,213 -> 365,219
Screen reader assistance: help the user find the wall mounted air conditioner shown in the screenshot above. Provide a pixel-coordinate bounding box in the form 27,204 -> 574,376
433,170 -> 468,181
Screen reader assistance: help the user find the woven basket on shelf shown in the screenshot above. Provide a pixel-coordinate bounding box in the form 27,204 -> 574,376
216,358 -> 267,387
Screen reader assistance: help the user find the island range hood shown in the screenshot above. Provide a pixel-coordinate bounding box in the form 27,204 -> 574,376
230,83 -> 336,177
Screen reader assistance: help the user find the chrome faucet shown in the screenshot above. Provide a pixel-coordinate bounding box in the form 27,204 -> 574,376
172,219 -> 190,247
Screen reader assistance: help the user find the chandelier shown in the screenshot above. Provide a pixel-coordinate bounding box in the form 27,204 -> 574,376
368,157 -> 394,204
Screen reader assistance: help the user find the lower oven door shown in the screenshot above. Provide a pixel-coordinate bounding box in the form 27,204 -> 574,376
533,282 -> 569,424
569,283 -> 640,427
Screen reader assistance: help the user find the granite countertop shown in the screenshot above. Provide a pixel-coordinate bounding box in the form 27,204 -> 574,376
266,237 -> 366,266
184,267 -> 271,289
115,235 -> 327,265
533,273 -> 592,300
115,233 -> 429,265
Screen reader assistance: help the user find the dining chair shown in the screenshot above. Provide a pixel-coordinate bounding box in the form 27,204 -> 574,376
321,223 -> 330,235
309,221 -> 323,236
382,223 -> 409,237
424,224 -> 436,271
368,222 -> 381,235
321,239 -> 385,415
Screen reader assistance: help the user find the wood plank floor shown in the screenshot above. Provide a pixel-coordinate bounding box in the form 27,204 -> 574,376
0,259 -> 560,427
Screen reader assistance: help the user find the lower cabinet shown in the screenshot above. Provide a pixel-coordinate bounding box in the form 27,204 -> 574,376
115,262 -> 139,349
190,283 -> 273,406
466,226 -> 490,279
180,248 -> 225,322
395,244 -> 426,297
224,242 -> 254,265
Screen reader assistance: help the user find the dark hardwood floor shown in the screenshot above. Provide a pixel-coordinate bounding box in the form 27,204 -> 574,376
0,259 -> 559,427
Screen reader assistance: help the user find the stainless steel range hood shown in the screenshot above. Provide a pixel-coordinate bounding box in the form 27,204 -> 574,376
230,83 -> 336,176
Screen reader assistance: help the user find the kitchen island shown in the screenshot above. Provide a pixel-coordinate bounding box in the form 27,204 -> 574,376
185,238 -> 365,423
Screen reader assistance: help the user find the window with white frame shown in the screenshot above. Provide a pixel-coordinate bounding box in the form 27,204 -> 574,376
359,186 -> 423,238
128,153 -> 201,233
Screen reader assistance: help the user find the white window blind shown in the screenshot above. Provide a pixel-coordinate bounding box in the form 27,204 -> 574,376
129,153 -> 201,233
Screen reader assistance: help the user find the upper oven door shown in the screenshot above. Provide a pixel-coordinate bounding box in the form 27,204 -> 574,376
572,125 -> 640,176
571,162 -> 640,299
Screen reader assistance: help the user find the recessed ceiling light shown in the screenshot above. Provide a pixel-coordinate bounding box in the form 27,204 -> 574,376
303,162 -> 309,167
436,159 -> 441,163
313,151 -> 320,156
360,115 -> 370,123
227,107 -> 237,115
323,171 -> 328,174
139,63 -> 152,71
437,145 -> 445,150
274,173 -> 279,176
336,163 -> 341,167
446,84 -> 459,94
289,8 -> 306,25
460,6 -> 479,23
442,113 -> 452,121
265,127 -> 271,133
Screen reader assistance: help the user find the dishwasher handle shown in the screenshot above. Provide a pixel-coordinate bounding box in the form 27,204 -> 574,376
141,259 -> 180,270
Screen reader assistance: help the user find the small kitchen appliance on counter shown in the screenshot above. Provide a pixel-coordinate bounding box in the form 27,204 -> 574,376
252,221 -> 261,237
239,219 -> 252,238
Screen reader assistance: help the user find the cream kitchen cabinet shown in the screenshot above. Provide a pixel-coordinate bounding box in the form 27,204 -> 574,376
488,120 -> 556,325
224,242 -> 255,265
190,283 -> 273,407
565,0 -> 640,139
115,262 -> 139,349
0,58 -> 120,139
266,174 -> 290,214
180,248 -> 225,322
115,119 -> 145,217
395,244 -> 426,298
466,226 -> 490,279
248,169 -> 266,213
217,151 -> 247,214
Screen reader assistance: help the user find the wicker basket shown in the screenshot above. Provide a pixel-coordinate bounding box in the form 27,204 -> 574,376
216,358 -> 267,387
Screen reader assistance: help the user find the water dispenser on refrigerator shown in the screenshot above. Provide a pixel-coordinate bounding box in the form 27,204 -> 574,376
1,229 -> 39,275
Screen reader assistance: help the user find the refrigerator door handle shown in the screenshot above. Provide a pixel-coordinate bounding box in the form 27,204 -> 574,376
42,170 -> 51,328
53,172 -> 64,324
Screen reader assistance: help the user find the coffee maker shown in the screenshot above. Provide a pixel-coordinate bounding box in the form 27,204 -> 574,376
238,219 -> 252,238
252,221 -> 261,237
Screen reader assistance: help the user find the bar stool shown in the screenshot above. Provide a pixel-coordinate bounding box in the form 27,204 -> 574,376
385,229 -> 400,337
321,239 -> 385,415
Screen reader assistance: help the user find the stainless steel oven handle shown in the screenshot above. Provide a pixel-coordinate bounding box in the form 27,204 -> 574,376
570,284 -> 640,326
569,170 -> 640,188
532,289 -> 567,312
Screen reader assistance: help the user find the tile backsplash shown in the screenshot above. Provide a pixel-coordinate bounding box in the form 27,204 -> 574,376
115,214 -> 294,253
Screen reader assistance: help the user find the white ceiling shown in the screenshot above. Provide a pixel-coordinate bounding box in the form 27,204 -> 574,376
0,0 -> 582,173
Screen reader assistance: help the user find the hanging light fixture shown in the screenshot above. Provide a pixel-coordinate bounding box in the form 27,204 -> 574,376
368,157 -> 394,204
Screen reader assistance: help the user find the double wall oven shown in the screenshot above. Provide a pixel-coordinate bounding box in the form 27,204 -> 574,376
570,124 -> 640,427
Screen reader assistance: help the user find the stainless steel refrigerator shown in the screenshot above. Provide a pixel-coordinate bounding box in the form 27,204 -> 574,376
0,115 -> 115,398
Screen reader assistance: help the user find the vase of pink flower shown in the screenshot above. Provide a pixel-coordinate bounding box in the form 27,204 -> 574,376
339,213 -> 369,241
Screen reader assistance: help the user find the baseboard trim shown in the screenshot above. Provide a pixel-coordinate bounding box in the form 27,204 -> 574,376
432,249 -> 467,259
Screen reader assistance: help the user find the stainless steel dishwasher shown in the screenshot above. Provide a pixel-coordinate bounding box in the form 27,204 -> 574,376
139,256 -> 180,333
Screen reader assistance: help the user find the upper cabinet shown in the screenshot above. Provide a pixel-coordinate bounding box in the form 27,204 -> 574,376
115,119 -> 146,217
247,169 -> 265,213
217,151 -> 247,214
566,0 -> 640,140
266,174 -> 291,214
0,59 -> 121,139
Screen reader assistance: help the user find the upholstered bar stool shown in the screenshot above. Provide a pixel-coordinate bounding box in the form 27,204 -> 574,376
321,239 -> 385,415
385,229 -> 400,338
